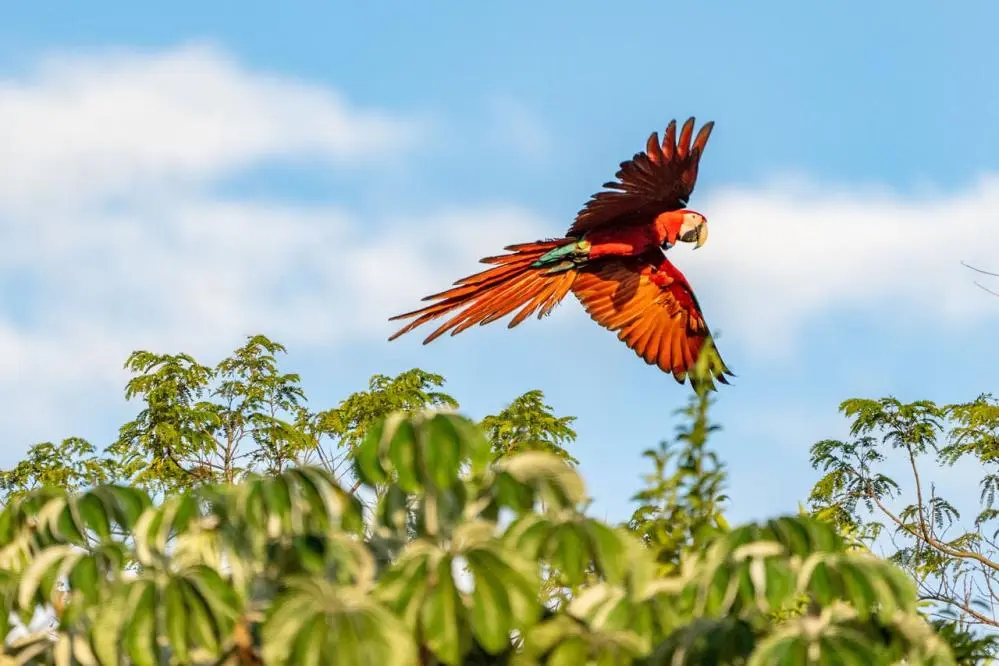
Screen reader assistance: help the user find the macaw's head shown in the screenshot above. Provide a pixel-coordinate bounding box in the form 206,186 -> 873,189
663,210 -> 709,250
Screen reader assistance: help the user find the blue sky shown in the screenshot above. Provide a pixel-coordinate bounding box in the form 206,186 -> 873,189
2,1 -> 999,528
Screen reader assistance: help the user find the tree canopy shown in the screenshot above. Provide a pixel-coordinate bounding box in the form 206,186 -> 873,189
0,338 -> 966,664
0,335 -> 575,503
808,395 -> 999,661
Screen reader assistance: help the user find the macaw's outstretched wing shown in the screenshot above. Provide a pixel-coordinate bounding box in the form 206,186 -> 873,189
567,117 -> 714,238
571,252 -> 732,391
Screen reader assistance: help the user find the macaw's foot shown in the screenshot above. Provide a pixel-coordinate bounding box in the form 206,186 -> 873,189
531,240 -> 591,270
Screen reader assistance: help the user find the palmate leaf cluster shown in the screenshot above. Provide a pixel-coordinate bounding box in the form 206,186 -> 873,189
0,410 -> 956,664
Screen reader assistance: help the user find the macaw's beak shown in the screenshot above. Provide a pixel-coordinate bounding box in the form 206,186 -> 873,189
694,223 -> 708,249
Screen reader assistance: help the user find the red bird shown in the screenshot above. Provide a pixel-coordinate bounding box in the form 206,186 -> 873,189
388,117 -> 732,391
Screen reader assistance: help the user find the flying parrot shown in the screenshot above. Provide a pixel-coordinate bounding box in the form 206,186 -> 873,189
388,117 -> 732,391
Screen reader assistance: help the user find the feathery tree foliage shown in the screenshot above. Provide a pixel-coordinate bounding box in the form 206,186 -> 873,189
809,395 -> 999,660
0,335 -> 575,503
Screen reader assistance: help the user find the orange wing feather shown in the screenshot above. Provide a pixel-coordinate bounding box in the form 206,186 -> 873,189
572,253 -> 731,389
568,117 -> 714,238
387,239 -> 578,344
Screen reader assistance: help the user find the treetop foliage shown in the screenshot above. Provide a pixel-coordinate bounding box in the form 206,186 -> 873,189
0,335 -> 575,503
0,336 -> 965,664
0,408 -> 958,665
809,393 -> 999,650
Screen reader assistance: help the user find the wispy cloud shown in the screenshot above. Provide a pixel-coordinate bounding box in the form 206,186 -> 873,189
676,176 -> 999,356
5,41 -> 999,486
0,44 -> 549,445
0,42 -> 424,212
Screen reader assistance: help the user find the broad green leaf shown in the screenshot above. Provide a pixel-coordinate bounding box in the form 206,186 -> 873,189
261,473 -> 294,536
288,467 -> 364,534
553,522 -> 587,585
420,556 -> 464,664
354,418 -> 388,486
186,565 -> 240,630
122,581 -> 158,666
163,580 -> 190,663
86,485 -> 152,529
262,578 -> 418,666
181,577 -> 223,654
468,546 -> 539,628
388,419 -> 421,492
76,493 -> 112,543
585,521 -> 629,584
422,413 -> 463,489
288,613 -> 325,666
495,452 -> 586,509
467,555 -> 513,653
89,589 -> 128,665
17,544 -> 75,609
377,483 -> 411,534
377,548 -> 433,628
548,639 -> 588,666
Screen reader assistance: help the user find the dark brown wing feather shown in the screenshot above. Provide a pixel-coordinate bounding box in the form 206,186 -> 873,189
567,117 -> 714,238
571,251 -> 732,390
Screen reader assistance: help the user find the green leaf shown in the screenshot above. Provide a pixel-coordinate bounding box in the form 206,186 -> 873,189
377,548 -> 432,628
388,419 -> 421,492
585,521 -> 629,584
553,522 -> 588,585
467,555 -> 512,653
181,577 -> 222,654
262,578 -> 418,666
261,473 -> 294,536
421,556 -> 464,664
17,544 -> 74,609
422,413 -> 463,489
288,613 -> 325,666
187,565 -> 240,628
161,581 -> 189,663
122,581 -> 158,666
354,419 -> 388,486
67,554 -> 100,607
548,638 -> 588,666
76,493 -> 112,543
495,451 -> 586,509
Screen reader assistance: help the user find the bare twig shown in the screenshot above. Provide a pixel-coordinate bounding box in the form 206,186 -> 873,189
922,592 -> 999,628
961,261 -> 999,279
961,261 -> 999,297
973,281 -> 999,298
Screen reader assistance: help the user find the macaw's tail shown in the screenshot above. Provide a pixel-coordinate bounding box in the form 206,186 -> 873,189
388,238 -> 581,344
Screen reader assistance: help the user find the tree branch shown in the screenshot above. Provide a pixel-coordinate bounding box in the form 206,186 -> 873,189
922,592 -> 999,628
961,261 -> 999,279
867,489 -> 999,574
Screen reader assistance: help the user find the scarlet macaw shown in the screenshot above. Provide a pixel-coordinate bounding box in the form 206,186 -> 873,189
389,117 -> 732,391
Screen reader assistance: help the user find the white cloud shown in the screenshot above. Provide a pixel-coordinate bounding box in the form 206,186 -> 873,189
676,175 -> 999,355
0,44 -> 549,447
0,42 -> 423,212
2,195 -> 550,442
5,40 -> 999,469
